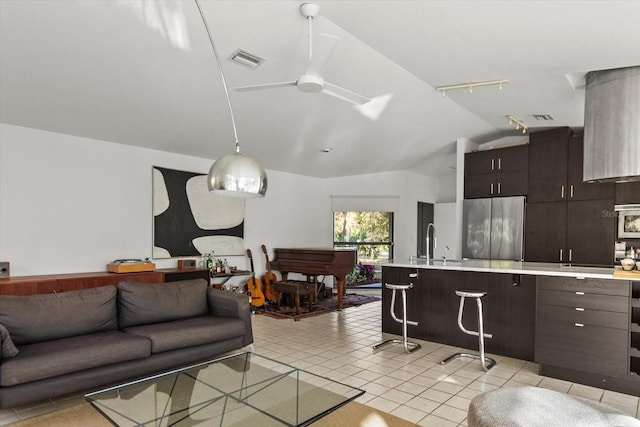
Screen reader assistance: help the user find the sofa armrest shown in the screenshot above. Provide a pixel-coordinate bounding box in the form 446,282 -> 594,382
1,323 -> 19,360
207,289 -> 253,347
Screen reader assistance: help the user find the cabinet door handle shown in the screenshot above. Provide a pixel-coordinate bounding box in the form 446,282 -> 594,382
574,323 -> 584,327
490,183 -> 494,195
559,249 -> 563,262
570,184 -> 574,198
409,273 -> 418,278
575,291 -> 585,295
575,307 -> 585,311
561,185 -> 565,198
569,249 -> 572,262
491,158 -> 495,171
498,158 -> 502,170
497,182 -> 501,194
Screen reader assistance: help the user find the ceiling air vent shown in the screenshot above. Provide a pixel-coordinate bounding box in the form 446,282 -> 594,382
228,49 -> 265,70
532,114 -> 554,121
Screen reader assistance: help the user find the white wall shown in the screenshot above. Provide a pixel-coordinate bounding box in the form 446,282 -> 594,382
0,124 -> 328,276
1,124 -> 443,277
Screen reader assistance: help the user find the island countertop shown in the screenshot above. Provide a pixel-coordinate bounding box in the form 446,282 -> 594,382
382,259 -> 636,280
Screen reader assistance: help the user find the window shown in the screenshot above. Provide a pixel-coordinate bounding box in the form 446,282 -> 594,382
333,211 -> 393,264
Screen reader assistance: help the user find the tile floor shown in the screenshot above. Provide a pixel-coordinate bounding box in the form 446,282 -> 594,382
1,297 -> 639,426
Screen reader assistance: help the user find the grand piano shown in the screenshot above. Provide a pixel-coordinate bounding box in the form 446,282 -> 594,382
270,248 -> 357,310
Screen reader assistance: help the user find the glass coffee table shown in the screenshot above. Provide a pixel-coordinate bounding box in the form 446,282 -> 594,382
85,352 -> 364,426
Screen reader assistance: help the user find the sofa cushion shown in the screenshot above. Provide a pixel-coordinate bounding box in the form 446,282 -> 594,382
0,330 -> 151,387
0,324 -> 19,358
0,286 -> 118,345
118,279 -> 208,328
122,316 -> 245,353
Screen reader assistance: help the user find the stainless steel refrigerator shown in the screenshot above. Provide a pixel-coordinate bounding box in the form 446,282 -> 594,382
462,196 -> 525,260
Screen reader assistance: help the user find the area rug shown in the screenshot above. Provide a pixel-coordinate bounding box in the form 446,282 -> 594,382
346,281 -> 382,289
256,293 -> 380,321
7,401 -> 419,427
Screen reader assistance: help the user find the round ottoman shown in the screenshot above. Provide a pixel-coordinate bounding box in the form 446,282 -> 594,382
468,386 -> 640,427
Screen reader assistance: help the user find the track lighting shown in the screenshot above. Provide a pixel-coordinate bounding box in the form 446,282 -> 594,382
507,115 -> 528,133
437,79 -> 509,96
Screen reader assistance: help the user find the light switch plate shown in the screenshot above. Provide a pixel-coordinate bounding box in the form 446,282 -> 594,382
0,262 -> 9,279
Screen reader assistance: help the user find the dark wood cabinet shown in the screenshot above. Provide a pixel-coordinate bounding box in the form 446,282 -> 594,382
526,199 -> 614,265
528,127 -> 571,203
568,135 -> 614,201
464,145 -> 528,199
616,181 -> 640,204
525,201 -> 567,263
536,276 -> 630,380
161,268 -> 210,283
465,144 -> 528,175
566,199 -> 615,265
381,267 -> 535,361
525,130 -> 616,266
631,282 -> 640,381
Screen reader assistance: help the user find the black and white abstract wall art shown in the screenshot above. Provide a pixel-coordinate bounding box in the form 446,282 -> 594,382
152,166 -> 244,258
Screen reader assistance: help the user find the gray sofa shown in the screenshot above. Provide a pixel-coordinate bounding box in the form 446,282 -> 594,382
0,278 -> 253,409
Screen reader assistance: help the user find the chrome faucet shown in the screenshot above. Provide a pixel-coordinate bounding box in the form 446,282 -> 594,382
426,223 -> 436,263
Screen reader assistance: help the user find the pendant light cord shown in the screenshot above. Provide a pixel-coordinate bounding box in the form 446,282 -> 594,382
194,0 -> 240,153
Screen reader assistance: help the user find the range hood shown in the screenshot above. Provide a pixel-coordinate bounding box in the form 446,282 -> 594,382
583,66 -> 640,183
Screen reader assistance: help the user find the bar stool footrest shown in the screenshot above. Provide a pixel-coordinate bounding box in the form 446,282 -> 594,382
373,339 -> 421,353
440,352 -> 496,371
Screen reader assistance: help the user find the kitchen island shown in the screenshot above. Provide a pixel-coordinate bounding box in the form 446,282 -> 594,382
381,260 -> 639,396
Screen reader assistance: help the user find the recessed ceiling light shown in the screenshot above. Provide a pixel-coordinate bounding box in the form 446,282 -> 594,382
320,148 -> 332,153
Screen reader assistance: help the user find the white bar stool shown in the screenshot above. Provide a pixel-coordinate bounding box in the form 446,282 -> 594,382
441,290 -> 496,371
373,283 -> 421,353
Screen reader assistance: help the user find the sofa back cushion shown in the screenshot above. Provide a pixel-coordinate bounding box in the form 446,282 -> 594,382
117,279 -> 208,328
0,286 -> 118,345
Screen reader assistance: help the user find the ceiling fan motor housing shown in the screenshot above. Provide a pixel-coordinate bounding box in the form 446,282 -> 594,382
297,74 -> 324,92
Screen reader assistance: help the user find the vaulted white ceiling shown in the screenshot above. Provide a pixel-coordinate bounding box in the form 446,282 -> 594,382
2,1 -> 639,178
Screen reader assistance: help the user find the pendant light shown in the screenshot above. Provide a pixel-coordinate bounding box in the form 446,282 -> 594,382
195,0 -> 267,197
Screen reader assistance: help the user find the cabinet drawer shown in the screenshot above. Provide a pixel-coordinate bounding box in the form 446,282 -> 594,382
538,289 -> 628,313
538,276 -> 629,296
538,304 -> 628,329
536,319 -> 628,378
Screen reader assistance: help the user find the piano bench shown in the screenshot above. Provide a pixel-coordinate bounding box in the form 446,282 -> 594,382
273,280 -> 316,315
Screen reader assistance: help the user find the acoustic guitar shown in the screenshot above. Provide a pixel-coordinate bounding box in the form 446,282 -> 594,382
261,244 -> 277,302
245,249 -> 265,307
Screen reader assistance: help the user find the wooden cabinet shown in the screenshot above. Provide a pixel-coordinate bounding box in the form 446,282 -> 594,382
161,268 -> 210,283
616,181 -> 640,204
568,135 -> 615,201
526,199 -> 615,265
536,276 -> 629,380
566,199 -> 616,265
0,271 -> 164,295
630,282 -> 640,381
528,128 -> 571,203
381,267 -> 535,360
526,129 -> 616,265
464,145 -> 528,199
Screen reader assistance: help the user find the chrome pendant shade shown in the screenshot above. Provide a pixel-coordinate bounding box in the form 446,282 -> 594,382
208,145 -> 267,197
195,0 -> 267,197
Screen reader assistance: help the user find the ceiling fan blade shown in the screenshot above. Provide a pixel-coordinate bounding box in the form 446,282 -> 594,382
354,93 -> 394,121
322,82 -> 370,105
234,81 -> 297,92
306,34 -> 339,76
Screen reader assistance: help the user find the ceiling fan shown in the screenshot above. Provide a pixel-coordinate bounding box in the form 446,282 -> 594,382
233,3 -> 392,120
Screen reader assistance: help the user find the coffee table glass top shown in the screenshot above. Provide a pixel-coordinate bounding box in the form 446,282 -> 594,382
85,352 -> 365,426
